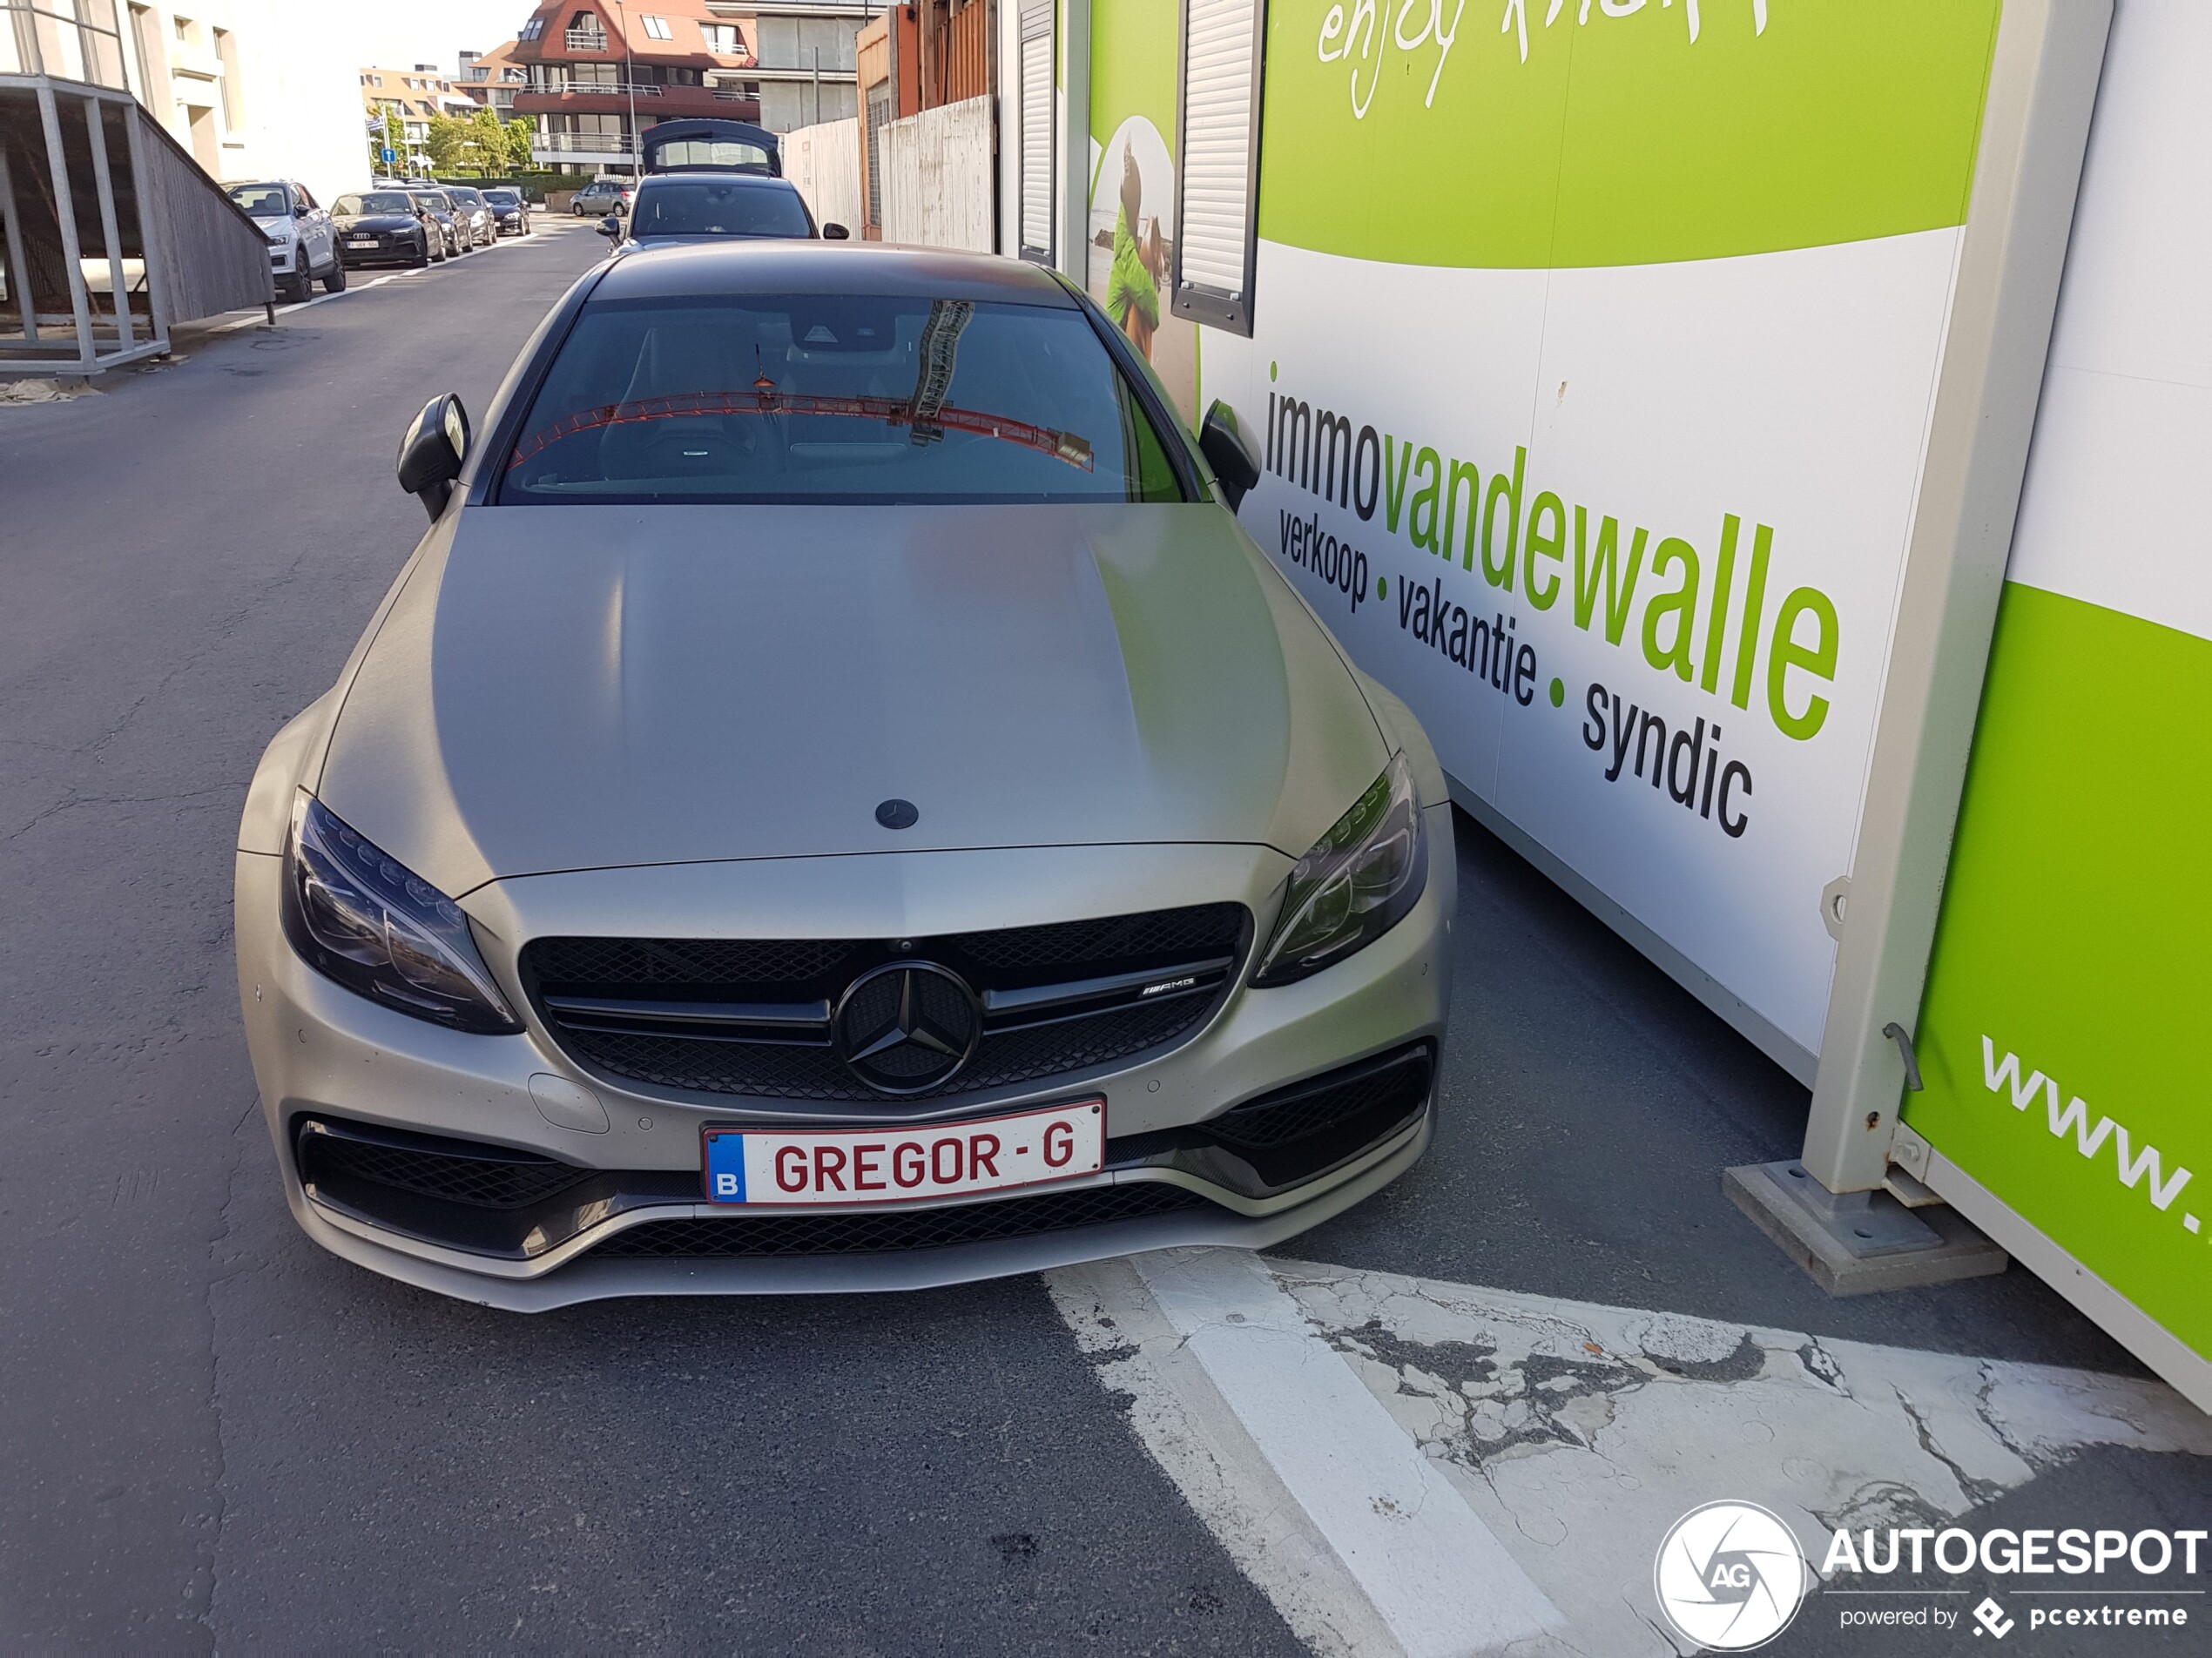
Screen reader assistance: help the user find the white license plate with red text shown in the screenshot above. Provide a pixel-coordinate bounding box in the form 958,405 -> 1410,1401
701,1100 -> 1104,1205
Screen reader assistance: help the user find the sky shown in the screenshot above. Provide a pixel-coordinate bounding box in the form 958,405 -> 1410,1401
354,0 -> 541,77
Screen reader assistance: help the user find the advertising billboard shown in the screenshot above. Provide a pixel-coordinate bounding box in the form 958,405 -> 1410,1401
1184,0 -> 2021,1080
1901,0 -> 2210,1408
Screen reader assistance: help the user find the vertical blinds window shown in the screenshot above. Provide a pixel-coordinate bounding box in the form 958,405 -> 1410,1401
1174,0 -> 1260,328
1018,0 -> 1055,262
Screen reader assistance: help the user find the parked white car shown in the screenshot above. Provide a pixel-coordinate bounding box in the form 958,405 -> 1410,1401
226,179 -> 345,303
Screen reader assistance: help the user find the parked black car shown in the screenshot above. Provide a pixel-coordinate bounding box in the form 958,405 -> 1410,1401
407,190 -> 462,260
332,189 -> 435,268
603,172 -> 840,255
481,186 -> 532,236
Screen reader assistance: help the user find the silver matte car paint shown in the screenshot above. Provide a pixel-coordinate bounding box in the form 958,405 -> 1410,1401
235,242 -> 1456,1302
314,504 -> 1387,895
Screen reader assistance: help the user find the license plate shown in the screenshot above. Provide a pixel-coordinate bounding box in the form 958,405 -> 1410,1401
347,239 -> 375,247
702,1100 -> 1104,1205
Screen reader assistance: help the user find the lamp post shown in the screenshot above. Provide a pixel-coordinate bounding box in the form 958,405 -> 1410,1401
610,0 -> 640,180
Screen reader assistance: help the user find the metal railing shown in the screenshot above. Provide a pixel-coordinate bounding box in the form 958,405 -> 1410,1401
532,132 -> 633,154
564,27 -> 610,51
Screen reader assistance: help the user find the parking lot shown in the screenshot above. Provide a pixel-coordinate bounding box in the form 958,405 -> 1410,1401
2,219 -> 2205,1655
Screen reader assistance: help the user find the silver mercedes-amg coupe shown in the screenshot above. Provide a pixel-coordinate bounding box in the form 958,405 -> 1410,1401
234,242 -> 1454,1307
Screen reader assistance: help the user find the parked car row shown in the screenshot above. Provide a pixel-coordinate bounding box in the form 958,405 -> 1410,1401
226,179 -> 536,300
335,182 -> 534,272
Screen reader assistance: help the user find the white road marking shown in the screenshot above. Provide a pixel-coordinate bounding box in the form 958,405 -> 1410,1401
201,222 -> 587,333
1131,1250 -> 1561,1657
1050,1250 -> 2212,1658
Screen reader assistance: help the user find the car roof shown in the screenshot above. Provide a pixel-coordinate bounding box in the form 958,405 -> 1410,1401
590,241 -> 1078,306
637,172 -> 794,192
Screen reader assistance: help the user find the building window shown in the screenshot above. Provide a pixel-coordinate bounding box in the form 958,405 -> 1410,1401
1172,0 -> 1264,334
640,16 -> 672,40
702,23 -> 740,53
213,27 -> 243,130
520,18 -> 543,39
1015,0 -> 1054,266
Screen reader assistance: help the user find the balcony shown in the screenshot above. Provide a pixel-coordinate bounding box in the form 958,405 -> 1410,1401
515,80 -> 752,120
565,28 -> 611,52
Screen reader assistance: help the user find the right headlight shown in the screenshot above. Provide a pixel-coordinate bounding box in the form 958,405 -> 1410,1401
280,791 -> 522,1034
1250,754 -> 1427,987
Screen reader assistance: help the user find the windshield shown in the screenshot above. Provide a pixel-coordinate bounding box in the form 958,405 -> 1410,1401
633,180 -> 811,239
228,183 -> 289,218
502,293 -> 1185,505
450,190 -> 482,206
484,189 -> 520,206
409,193 -> 448,212
337,192 -> 415,215
652,139 -> 771,172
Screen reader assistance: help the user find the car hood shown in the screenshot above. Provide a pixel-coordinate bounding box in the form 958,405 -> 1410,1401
252,214 -> 293,241
318,503 -> 1387,894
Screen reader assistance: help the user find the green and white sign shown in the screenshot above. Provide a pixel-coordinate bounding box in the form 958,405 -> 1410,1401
1196,0 -> 2008,1075
1903,0 -> 2210,1407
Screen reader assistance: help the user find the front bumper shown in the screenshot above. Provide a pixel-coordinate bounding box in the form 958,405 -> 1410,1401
235,816 -> 1455,1307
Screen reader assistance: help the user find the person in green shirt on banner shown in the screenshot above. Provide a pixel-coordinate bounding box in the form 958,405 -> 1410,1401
1104,148 -> 1161,361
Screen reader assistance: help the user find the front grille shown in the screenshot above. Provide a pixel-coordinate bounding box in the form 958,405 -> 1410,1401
522,903 -> 1248,1103
299,1125 -> 588,1210
591,1181 -> 1211,1258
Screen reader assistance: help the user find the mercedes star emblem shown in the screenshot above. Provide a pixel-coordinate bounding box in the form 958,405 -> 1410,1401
832,960 -> 981,1095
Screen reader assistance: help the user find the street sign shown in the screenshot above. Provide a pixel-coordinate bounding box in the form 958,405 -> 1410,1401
381,146 -> 395,164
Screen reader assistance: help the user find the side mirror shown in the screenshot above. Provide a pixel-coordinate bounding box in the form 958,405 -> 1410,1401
821,222 -> 851,240
294,203 -> 310,219
396,393 -> 470,522
1198,400 -> 1260,511
597,215 -> 621,237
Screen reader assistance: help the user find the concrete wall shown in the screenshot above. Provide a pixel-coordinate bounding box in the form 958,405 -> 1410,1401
880,96 -> 994,252
782,117 -> 863,237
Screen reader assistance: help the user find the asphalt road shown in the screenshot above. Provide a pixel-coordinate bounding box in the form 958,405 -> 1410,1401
0,225 -> 2186,1651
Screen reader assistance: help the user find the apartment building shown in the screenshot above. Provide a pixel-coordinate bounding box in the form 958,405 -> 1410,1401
457,42 -> 528,116
103,3 -> 363,204
510,1 -> 862,172
361,64 -> 478,175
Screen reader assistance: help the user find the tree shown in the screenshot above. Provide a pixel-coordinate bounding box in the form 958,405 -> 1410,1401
424,113 -> 474,174
502,116 -> 537,172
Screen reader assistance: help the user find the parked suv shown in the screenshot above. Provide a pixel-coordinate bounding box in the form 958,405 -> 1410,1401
571,179 -> 633,218
226,179 -> 344,302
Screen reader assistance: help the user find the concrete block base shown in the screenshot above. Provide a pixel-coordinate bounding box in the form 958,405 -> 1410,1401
1725,1160 -> 2010,1297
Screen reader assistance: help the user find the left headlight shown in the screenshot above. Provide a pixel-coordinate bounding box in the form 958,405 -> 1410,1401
1251,754 -> 1427,987
280,792 -> 523,1034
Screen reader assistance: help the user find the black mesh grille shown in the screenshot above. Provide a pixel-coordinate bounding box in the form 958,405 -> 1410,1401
301,1131 -> 589,1210
956,907 -> 1246,975
524,935 -> 858,990
523,904 -> 1247,1102
1207,1048 -> 1433,1152
591,1182 -> 1211,1258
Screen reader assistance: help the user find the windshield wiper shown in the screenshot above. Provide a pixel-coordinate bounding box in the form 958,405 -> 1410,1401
508,388 -> 1095,473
